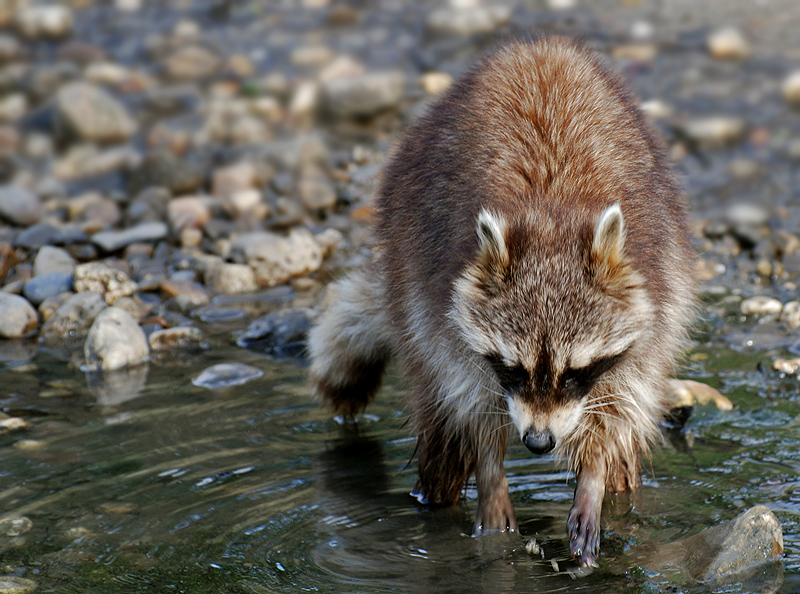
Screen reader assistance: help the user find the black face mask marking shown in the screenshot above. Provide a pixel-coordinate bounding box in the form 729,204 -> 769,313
561,350 -> 629,400
485,353 -> 529,393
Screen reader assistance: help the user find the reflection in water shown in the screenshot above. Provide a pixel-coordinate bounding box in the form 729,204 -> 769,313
85,363 -> 149,406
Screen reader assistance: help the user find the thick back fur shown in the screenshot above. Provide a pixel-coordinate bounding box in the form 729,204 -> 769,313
309,36 -> 695,565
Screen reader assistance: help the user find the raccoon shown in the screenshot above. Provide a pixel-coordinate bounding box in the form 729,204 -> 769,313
309,36 -> 695,567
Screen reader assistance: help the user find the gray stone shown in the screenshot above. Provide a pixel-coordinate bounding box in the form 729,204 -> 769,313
192,362 -> 263,389
679,117 -> 747,147
426,5 -> 512,36
148,326 -> 205,351
40,290 -> 107,340
86,364 -> 148,406
91,222 -> 168,252
164,45 -> 221,81
127,151 -> 204,196
0,185 -> 43,227
0,292 -> 38,338
56,82 -> 137,143
298,166 -> 337,211
73,262 -> 138,305
323,70 -> 406,118
14,223 -> 62,249
236,308 -> 314,359
780,301 -> 800,330
204,263 -> 257,295
232,228 -> 323,287
84,306 -> 149,371
34,245 -> 75,277
23,272 -> 73,306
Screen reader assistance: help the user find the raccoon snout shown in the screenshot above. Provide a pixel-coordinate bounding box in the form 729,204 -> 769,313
522,430 -> 555,455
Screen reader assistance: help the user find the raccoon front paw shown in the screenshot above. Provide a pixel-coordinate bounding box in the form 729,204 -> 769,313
567,504 -> 600,567
472,492 -> 519,535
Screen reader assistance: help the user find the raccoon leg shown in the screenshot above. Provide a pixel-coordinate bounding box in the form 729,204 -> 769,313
567,464 -> 605,567
473,434 -> 518,534
308,268 -> 393,417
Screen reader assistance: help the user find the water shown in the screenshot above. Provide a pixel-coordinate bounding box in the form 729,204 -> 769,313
0,328 -> 797,594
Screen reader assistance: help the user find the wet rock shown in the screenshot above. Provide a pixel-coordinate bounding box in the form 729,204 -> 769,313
148,326 -> 205,350
16,5 -> 73,39
23,272 -> 73,306
34,245 -> 76,277
84,306 -> 149,371
38,291 -> 73,321
426,5 -> 512,36
86,364 -> 148,406
679,117 -> 747,147
655,505 -> 782,582
0,576 -> 37,594
0,516 -> 32,537
128,151 -> 204,196
740,296 -> 783,316
91,221 -> 168,252
322,70 -> 406,118
205,263 -> 257,295
0,185 -> 43,226
56,82 -> 137,143
780,301 -> 800,330
236,307 -> 314,358
773,357 -> 800,374
73,262 -> 138,305
0,292 -> 38,338
232,228 -> 323,287
782,71 -> 800,106
164,45 -> 221,81
668,379 -> 733,411
40,290 -> 107,340
160,278 -> 209,310
192,362 -> 263,389
707,27 -> 752,60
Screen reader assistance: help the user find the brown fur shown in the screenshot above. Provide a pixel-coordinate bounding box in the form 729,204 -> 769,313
308,37 -> 695,567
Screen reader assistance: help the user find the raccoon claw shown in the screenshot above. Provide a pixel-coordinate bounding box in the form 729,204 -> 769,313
567,506 -> 600,567
472,489 -> 518,535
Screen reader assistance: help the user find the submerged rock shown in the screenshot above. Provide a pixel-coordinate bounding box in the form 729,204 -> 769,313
40,290 -> 107,340
236,307 -> 315,358
192,362 -> 263,389
0,576 -> 37,594
84,307 -> 149,371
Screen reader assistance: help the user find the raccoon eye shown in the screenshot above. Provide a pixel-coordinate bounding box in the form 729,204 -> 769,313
485,353 -> 529,393
561,351 -> 627,398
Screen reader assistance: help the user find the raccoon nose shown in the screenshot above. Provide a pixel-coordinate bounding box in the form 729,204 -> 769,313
523,430 -> 555,455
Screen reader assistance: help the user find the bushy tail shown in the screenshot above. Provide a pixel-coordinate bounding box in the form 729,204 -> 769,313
308,268 -> 394,417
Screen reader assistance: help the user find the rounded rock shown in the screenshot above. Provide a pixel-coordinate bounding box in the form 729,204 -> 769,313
205,263 -> 257,295
740,296 -> 783,316
40,290 -> 107,340
56,82 -> 137,143
0,185 -> 43,227
322,71 -> 406,118
0,576 -> 37,594
84,307 -> 149,371
192,362 -> 263,389
232,228 -> 323,287
33,245 -> 75,277
148,326 -> 205,351
707,27 -> 751,60
23,272 -> 73,306
0,293 -> 38,338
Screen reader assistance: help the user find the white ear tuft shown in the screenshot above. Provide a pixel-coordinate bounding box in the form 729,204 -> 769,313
476,209 -> 509,268
592,203 -> 625,260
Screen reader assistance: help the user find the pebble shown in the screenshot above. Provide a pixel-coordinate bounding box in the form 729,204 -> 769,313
166,196 -> 211,232
322,70 -> 406,118
56,82 -> 137,143
159,279 -> 209,310
740,296 -> 783,316
0,292 -> 38,338
679,117 -> 747,147
298,165 -> 337,210
0,185 -> 43,227
780,301 -> 800,330
0,577 -> 37,594
148,326 -> 205,350
725,203 -> 769,227
204,263 -> 257,295
419,72 -> 453,95
192,362 -> 264,389
426,5 -> 512,36
128,151 -> 204,196
73,262 -> 138,305
34,245 -> 76,277
164,45 -> 221,81
773,357 -> 800,374
781,71 -> 800,106
707,27 -> 752,60
0,516 -> 32,537
0,93 -> 26,122
232,228 -> 323,287
38,292 -> 74,321
91,222 -> 168,252
84,306 -> 149,371
39,290 -> 107,340
236,308 -> 315,358
668,379 -> 733,411
15,5 -> 73,39
23,272 -> 73,306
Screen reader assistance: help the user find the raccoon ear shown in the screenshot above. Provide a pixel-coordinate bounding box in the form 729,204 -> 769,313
476,209 -> 510,271
591,204 -> 626,266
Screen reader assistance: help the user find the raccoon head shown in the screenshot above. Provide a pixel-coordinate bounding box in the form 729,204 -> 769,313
451,203 -> 653,454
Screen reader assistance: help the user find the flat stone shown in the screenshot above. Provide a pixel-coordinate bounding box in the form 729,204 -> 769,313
23,272 -> 73,306
707,27 -> 752,60
91,222 -> 168,252
39,290 -> 107,340
164,45 -> 220,81
84,306 -> 149,371
73,262 -> 138,305
148,326 -> 205,350
0,185 -> 43,226
740,296 -> 783,316
0,292 -> 38,338
33,245 -> 75,277
323,70 -> 406,118
56,81 -> 137,143
426,5 -> 512,36
192,362 -> 263,389
236,308 -> 314,359
14,224 -> 62,249
232,228 -> 323,287
679,117 -> 747,147
204,263 -> 257,295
